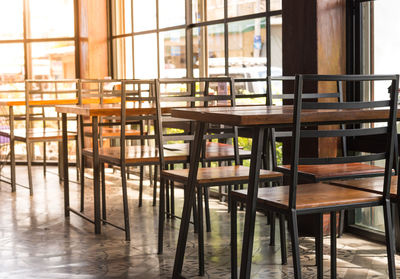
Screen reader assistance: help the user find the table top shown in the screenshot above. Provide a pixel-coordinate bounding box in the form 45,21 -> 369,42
0,97 -> 121,107
170,105 -> 395,126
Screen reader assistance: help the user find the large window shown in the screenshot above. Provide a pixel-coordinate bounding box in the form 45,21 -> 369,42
110,0 -> 282,86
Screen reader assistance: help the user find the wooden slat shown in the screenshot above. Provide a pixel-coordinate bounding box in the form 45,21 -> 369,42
162,165 -> 283,184
231,183 -> 382,210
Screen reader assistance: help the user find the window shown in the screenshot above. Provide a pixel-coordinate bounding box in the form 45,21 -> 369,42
109,0 -> 282,83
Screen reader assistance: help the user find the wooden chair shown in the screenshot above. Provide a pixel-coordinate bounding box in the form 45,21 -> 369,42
81,79 -> 186,240
230,74 -> 399,278
157,79 -> 283,276
5,80 -> 79,195
158,77 -> 252,230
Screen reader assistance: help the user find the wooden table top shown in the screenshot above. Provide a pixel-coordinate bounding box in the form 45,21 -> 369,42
0,97 -> 121,107
170,105 -> 396,126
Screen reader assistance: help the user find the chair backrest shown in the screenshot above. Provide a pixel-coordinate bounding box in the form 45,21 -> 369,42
288,74 -> 399,209
25,79 -> 79,132
157,77 -> 240,164
119,79 -> 161,164
267,76 -> 347,169
78,79 -> 123,105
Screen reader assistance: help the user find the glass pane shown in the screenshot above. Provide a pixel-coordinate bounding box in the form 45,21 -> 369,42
113,36 -> 133,79
372,0 -> 400,101
159,30 -> 186,78
29,41 -> 75,79
355,206 -> 384,232
133,0 -> 156,32
112,0 -> 132,35
270,0 -> 282,11
0,0 -> 23,39
192,0 -> 224,23
193,24 -> 225,77
27,0 -> 74,38
134,33 -> 157,78
228,0 -> 266,18
0,44 -> 25,81
271,15 -> 282,74
228,19 -> 267,80
159,0 -> 185,28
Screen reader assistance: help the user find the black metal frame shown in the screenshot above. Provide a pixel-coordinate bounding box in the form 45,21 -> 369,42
107,0 -> 282,79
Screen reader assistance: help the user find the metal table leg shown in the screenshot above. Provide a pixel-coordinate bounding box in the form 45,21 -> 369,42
172,122 -> 205,278
62,113 -> 70,217
92,116 -> 101,234
239,127 -> 265,279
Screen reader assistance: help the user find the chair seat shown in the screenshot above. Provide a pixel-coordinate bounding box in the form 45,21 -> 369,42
231,183 -> 382,210
161,165 -> 282,185
83,145 -> 188,164
0,128 -> 76,141
329,176 -> 398,200
163,142 -> 251,160
84,127 -> 143,138
278,163 -> 385,181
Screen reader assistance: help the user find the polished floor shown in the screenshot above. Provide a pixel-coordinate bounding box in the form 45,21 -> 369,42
0,166 -> 399,278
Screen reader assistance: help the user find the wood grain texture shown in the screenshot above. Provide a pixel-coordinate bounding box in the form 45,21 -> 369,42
231,183 -> 382,210
278,163 -> 385,181
162,165 -> 282,184
329,176 -> 398,198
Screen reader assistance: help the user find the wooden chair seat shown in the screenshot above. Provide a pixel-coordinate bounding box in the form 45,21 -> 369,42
83,145 -> 188,164
277,163 -> 385,181
0,128 -> 77,141
163,142 -> 251,160
162,165 -> 283,185
329,176 -> 398,200
231,183 -> 382,211
84,127 -> 143,138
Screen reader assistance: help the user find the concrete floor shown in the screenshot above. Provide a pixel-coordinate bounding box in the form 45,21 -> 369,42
0,166 -> 398,278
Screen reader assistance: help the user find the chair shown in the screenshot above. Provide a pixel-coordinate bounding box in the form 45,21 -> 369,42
230,74 -> 399,278
4,80 -> 79,195
78,79 -> 153,210
82,79 -> 186,240
159,77 -> 252,229
157,78 -> 284,276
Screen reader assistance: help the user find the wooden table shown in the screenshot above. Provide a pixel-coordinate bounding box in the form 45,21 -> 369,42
55,103 -> 161,235
169,105 -> 398,279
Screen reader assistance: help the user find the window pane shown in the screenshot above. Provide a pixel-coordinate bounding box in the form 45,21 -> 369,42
228,19 -> 267,79
228,0 -> 266,18
193,24 -> 225,77
0,44 -> 25,81
134,34 -> 157,78
29,41 -> 75,79
160,30 -> 186,78
0,0 -> 23,40
133,0 -> 156,32
192,0 -> 224,23
112,0 -> 132,35
27,0 -> 74,38
270,0 -> 282,11
159,0 -> 185,28
113,37 -> 133,79
271,15 -> 282,74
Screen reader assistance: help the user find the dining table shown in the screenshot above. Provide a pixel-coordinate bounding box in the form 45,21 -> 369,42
168,104 -> 399,279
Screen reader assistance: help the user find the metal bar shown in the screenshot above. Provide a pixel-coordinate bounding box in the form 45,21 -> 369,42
330,211 -> 337,278
62,113 -> 70,217
91,116 -> 101,234
9,106 -> 16,192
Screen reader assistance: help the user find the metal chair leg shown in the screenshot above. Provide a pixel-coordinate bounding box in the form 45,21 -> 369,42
138,165 -> 144,207
158,177 -> 166,254
80,154 -> 85,212
316,213 -> 323,279
231,199 -> 238,279
384,200 -> 396,279
279,214 -> 287,265
153,165 -> 158,206
121,164 -> 131,241
338,209 -> 345,238
197,185 -> 205,276
204,187 -> 211,233
289,210 -> 302,279
170,164 -> 175,218
43,141 -> 46,177
270,212 -> 276,246
101,163 -> 106,224
26,142 -> 33,195
330,211 -> 337,279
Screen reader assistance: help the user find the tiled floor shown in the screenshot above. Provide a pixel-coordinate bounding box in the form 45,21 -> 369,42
0,166 -> 398,278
